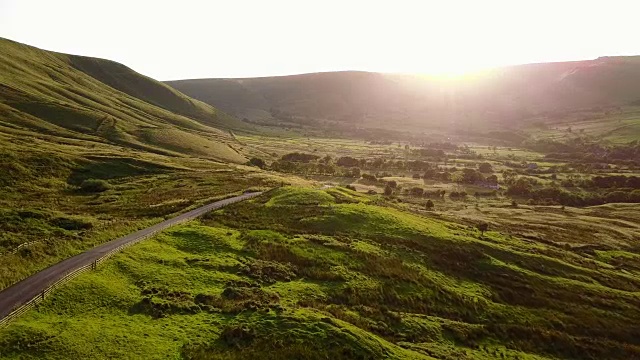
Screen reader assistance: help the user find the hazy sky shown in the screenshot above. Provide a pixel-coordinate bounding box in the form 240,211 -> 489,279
1,0 -> 638,80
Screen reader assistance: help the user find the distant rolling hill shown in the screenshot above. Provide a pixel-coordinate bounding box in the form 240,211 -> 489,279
0,37 -> 249,163
166,57 -> 640,133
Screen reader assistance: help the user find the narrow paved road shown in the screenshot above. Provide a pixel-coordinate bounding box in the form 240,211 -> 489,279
0,191 -> 262,321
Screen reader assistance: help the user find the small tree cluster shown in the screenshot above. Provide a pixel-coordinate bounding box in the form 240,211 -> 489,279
449,191 -> 467,199
79,179 -> 111,193
476,222 -> 489,236
425,199 -> 434,210
248,157 -> 266,168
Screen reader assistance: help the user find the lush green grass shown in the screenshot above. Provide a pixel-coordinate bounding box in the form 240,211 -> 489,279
0,37 -> 249,163
0,37 -> 311,289
4,186 -> 640,359
0,220 -> 429,359
0,128 -> 295,289
265,186 -> 336,206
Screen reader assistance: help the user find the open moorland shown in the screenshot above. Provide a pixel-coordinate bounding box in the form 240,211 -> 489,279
1,36 -> 640,360
2,186 -> 640,359
0,38 -> 293,289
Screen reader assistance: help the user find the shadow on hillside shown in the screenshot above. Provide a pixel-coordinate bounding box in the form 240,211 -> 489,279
66,156 -> 175,185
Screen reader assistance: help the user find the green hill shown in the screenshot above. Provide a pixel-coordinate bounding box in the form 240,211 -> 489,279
0,37 -> 248,162
166,57 -> 640,134
3,187 -> 639,359
0,38 -> 281,290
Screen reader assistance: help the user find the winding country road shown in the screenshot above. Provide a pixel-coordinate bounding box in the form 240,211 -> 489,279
0,191 -> 262,322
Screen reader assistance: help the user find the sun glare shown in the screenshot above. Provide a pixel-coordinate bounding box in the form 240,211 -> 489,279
2,0 -> 637,79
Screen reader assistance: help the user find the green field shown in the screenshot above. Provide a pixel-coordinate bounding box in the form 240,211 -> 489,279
2,187 -> 640,359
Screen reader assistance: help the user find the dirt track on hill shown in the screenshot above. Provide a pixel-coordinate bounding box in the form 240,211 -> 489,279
0,191 -> 262,322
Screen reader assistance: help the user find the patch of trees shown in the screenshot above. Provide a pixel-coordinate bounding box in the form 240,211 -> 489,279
419,170 -> 453,182
416,189 -> 446,198
505,178 -> 533,195
336,156 -> 359,167
406,160 -> 435,172
267,152 -> 362,178
589,175 -> 640,189
478,162 -> 493,173
506,176 -> 640,206
402,188 -> 446,199
533,139 -> 640,165
248,157 -> 266,168
413,148 -> 446,158
79,179 -> 111,193
281,152 -> 319,163
345,167 -> 361,178
550,175 -> 640,189
425,199 -> 434,210
455,153 -> 484,160
476,222 -> 489,235
449,191 -> 468,199
451,168 -> 485,184
361,173 -> 378,182
273,154 -> 501,182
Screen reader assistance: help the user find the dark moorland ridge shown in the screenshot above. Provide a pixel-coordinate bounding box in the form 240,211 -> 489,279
167,56 -> 640,129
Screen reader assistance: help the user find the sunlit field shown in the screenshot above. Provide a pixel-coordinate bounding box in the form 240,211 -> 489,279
3,187 -> 640,359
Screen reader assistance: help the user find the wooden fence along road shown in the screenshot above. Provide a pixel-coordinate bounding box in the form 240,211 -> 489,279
0,191 -> 262,327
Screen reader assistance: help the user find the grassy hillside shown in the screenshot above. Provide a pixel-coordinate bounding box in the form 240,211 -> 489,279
167,72 -> 429,131
2,186 -> 639,359
521,105 -> 640,144
0,38 -> 298,289
0,130 -> 294,290
0,37 -> 248,162
167,57 -> 640,136
68,55 -> 246,132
